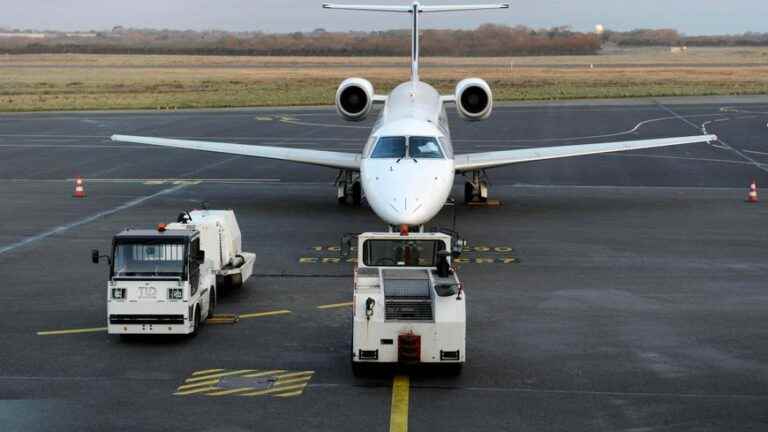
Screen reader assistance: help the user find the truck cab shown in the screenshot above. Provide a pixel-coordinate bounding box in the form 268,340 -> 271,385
101,227 -> 215,335
351,231 -> 466,374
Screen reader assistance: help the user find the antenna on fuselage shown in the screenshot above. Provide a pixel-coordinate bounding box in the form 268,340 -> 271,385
322,2 -> 510,82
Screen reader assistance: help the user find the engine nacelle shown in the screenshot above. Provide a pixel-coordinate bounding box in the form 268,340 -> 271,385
455,78 -> 493,121
335,78 -> 374,121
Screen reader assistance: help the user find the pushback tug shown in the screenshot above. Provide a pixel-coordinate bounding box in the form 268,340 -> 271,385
348,226 -> 466,374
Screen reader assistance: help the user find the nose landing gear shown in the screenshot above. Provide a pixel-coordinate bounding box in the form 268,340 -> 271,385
463,169 -> 489,204
337,169 -> 363,206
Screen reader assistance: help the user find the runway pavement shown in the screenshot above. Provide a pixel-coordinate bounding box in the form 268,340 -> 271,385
0,97 -> 767,431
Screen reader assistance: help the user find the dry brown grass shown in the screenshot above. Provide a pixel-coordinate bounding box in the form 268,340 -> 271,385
1,48 -> 768,111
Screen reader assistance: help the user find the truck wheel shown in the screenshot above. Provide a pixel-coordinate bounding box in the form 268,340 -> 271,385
190,307 -> 200,337
229,274 -> 243,290
446,363 -> 463,376
208,289 -> 216,319
351,361 -> 365,377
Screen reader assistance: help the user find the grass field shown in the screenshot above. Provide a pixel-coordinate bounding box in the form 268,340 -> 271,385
1,47 -> 768,111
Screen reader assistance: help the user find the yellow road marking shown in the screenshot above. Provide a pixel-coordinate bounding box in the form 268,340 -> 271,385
174,386 -> 221,396
317,302 -> 353,309
241,369 -> 286,378
274,390 -> 304,397
185,369 -> 257,383
238,310 -> 291,319
176,379 -> 220,390
207,387 -> 257,396
192,369 -> 225,376
239,383 -> 308,397
255,116 -> 272,121
389,375 -> 410,432
37,326 -> 107,336
274,376 -> 313,387
274,371 -> 314,380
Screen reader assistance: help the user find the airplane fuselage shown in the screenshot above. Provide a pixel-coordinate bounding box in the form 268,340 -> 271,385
360,80 -> 455,226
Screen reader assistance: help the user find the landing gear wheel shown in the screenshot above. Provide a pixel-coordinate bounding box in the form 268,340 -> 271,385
337,181 -> 347,205
351,181 -> 362,206
464,182 -> 474,204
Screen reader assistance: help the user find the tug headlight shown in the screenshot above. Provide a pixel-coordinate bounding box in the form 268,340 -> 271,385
111,288 -> 126,299
168,288 -> 183,300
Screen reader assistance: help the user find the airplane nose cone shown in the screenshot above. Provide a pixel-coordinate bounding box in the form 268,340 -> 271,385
361,159 -> 454,226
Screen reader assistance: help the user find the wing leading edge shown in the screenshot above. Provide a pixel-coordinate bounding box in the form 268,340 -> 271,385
454,135 -> 717,172
111,135 -> 361,170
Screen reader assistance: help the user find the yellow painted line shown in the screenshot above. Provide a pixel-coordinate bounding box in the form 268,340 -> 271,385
177,379 -> 220,390
389,375 -> 410,432
238,310 -> 292,319
206,387 -> 257,396
239,383 -> 307,397
274,376 -> 312,387
274,390 -> 304,397
185,369 -> 257,383
37,326 -> 107,336
241,369 -> 286,378
255,116 -> 272,121
274,371 -> 314,380
174,386 -> 221,396
317,302 -> 353,309
191,369 -> 225,376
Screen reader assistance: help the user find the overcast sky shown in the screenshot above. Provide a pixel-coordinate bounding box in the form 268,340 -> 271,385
0,0 -> 765,35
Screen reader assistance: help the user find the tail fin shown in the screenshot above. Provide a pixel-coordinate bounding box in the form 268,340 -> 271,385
322,2 -> 509,82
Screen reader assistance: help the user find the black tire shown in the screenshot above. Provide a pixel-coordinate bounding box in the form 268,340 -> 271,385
208,288 -> 216,319
351,181 -> 362,206
464,182 -> 474,204
337,182 -> 347,205
229,274 -> 243,290
446,363 -> 464,376
190,307 -> 200,337
351,361 -> 365,377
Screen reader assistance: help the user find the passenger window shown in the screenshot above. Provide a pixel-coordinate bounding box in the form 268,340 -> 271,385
371,136 -> 406,158
409,136 -> 444,159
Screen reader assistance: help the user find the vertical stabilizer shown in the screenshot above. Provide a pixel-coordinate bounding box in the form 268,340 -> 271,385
322,2 -> 509,82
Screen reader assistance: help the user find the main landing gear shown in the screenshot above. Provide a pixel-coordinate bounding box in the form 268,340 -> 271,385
337,170 -> 363,206
463,169 -> 489,204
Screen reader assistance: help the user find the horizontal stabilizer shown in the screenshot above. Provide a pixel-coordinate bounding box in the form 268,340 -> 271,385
454,135 -> 718,171
111,135 -> 361,170
322,3 -> 510,13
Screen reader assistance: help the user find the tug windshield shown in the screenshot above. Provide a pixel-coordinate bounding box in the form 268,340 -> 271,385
113,241 -> 186,277
362,239 -> 446,267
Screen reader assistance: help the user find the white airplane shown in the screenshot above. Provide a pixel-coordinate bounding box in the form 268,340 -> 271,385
112,2 -> 716,228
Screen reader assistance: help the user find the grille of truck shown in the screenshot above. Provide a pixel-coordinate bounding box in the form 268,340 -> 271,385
109,314 -> 185,325
385,299 -> 433,321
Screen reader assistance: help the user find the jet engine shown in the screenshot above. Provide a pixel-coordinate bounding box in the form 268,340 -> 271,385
335,78 -> 374,121
455,78 -> 493,121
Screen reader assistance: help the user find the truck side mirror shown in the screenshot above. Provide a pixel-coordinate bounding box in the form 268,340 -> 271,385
92,249 -> 100,264
197,250 -> 205,262
340,233 -> 355,259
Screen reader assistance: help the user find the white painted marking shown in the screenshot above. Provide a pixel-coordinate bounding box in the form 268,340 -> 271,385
668,103 -> 768,175
0,183 -> 192,256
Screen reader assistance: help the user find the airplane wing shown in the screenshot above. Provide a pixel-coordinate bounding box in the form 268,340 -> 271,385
111,135 -> 361,170
454,135 -> 717,172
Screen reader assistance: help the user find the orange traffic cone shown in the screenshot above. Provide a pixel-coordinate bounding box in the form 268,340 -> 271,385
746,180 -> 758,203
73,177 -> 86,198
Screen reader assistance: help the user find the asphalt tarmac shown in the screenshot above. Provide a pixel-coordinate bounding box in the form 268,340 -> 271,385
0,96 -> 767,431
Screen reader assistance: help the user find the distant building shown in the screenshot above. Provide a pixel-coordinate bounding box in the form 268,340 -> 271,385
0,32 -> 46,39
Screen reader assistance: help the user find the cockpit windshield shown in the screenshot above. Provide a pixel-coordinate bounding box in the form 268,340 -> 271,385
409,136 -> 444,159
370,136 -> 444,159
370,136 -> 406,158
